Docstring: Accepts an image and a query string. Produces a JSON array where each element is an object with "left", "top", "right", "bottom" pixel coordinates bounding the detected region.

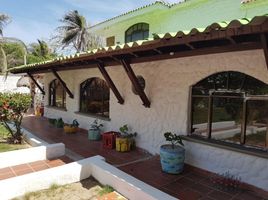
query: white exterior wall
[
  {"left": 0, "top": 75, "right": 30, "bottom": 93},
  {"left": 184, "top": 140, "right": 268, "bottom": 191},
  {"left": 43, "top": 50, "right": 268, "bottom": 189}
]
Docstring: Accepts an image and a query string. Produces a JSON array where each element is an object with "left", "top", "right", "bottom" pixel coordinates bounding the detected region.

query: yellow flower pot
[
  {"left": 64, "top": 125, "right": 78, "bottom": 134},
  {"left": 116, "top": 137, "right": 135, "bottom": 152}
]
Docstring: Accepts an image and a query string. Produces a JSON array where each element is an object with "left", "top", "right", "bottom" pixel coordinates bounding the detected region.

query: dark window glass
[
  {"left": 245, "top": 100, "right": 268, "bottom": 148},
  {"left": 191, "top": 71, "right": 268, "bottom": 151},
  {"left": 80, "top": 78, "right": 110, "bottom": 118},
  {"left": 125, "top": 23, "right": 149, "bottom": 43},
  {"left": 192, "top": 97, "right": 209, "bottom": 137},
  {"left": 211, "top": 97, "right": 243, "bottom": 144},
  {"left": 243, "top": 76, "right": 268, "bottom": 95},
  {"left": 49, "top": 79, "right": 66, "bottom": 108}
]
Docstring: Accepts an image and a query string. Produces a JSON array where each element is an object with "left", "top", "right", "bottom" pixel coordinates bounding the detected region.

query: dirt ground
[{"left": 13, "top": 177, "right": 104, "bottom": 200}]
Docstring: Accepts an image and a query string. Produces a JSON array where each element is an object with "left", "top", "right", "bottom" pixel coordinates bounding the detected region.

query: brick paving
[
  {"left": 119, "top": 157, "right": 268, "bottom": 200},
  {"left": 22, "top": 115, "right": 151, "bottom": 165},
  {"left": 21, "top": 115, "right": 268, "bottom": 200},
  {"left": 0, "top": 156, "right": 72, "bottom": 180}
]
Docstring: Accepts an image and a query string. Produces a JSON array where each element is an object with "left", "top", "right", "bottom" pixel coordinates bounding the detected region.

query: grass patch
[
  {"left": 0, "top": 143, "right": 28, "bottom": 153},
  {"left": 98, "top": 185, "right": 114, "bottom": 196},
  {"left": 0, "top": 124, "right": 10, "bottom": 139},
  {"left": 12, "top": 178, "right": 104, "bottom": 200},
  {"left": 0, "top": 124, "right": 28, "bottom": 153},
  {"left": 49, "top": 183, "right": 61, "bottom": 191}
]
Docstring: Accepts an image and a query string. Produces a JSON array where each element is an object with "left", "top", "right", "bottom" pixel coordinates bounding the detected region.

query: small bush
[
  {"left": 0, "top": 93, "right": 31, "bottom": 144},
  {"left": 98, "top": 185, "right": 114, "bottom": 196}
]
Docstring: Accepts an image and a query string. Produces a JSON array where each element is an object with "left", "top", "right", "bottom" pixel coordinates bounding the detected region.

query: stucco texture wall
[
  {"left": 44, "top": 49, "right": 268, "bottom": 155},
  {"left": 43, "top": 50, "right": 268, "bottom": 190}
]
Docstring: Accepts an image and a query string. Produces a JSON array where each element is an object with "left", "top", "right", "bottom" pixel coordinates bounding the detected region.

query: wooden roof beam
[
  {"left": 121, "top": 59, "right": 150, "bottom": 108},
  {"left": 97, "top": 62, "right": 124, "bottom": 104},
  {"left": 52, "top": 69, "right": 74, "bottom": 98},
  {"left": 27, "top": 72, "right": 45, "bottom": 95},
  {"left": 261, "top": 33, "right": 268, "bottom": 70}
]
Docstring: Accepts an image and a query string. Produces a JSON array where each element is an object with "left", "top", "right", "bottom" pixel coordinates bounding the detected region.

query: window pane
[
  {"left": 192, "top": 77, "right": 215, "bottom": 95},
  {"left": 132, "top": 32, "right": 144, "bottom": 41},
  {"left": 192, "top": 97, "right": 209, "bottom": 137},
  {"left": 214, "top": 72, "right": 228, "bottom": 90},
  {"left": 243, "top": 76, "right": 268, "bottom": 95},
  {"left": 125, "top": 23, "right": 149, "bottom": 43},
  {"left": 211, "top": 97, "right": 243, "bottom": 143},
  {"left": 246, "top": 100, "right": 268, "bottom": 148},
  {"left": 80, "top": 78, "right": 109, "bottom": 117},
  {"left": 55, "top": 81, "right": 64, "bottom": 107},
  {"left": 49, "top": 79, "right": 66, "bottom": 108},
  {"left": 229, "top": 72, "right": 245, "bottom": 90}
]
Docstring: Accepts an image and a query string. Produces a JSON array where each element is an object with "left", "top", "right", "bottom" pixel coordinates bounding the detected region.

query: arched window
[
  {"left": 80, "top": 78, "right": 110, "bottom": 117},
  {"left": 49, "top": 79, "right": 66, "bottom": 108},
  {"left": 191, "top": 71, "right": 268, "bottom": 150},
  {"left": 125, "top": 23, "right": 149, "bottom": 43}
]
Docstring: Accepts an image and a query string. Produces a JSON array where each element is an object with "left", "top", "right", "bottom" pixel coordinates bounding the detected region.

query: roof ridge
[{"left": 90, "top": 1, "right": 177, "bottom": 29}]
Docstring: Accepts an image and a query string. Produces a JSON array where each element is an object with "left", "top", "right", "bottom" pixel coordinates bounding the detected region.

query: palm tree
[
  {"left": 0, "top": 14, "right": 10, "bottom": 73},
  {"left": 0, "top": 14, "right": 10, "bottom": 36},
  {"left": 55, "top": 10, "right": 103, "bottom": 53},
  {"left": 0, "top": 37, "right": 28, "bottom": 65}
]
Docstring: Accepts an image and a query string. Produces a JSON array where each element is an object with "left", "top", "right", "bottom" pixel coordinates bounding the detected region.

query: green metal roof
[{"left": 9, "top": 14, "right": 268, "bottom": 74}]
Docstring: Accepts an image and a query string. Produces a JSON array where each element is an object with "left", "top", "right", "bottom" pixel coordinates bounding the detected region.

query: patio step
[{"left": 0, "top": 156, "right": 72, "bottom": 181}]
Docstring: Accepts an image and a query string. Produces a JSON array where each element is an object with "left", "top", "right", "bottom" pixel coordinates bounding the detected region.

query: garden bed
[{"left": 12, "top": 177, "right": 126, "bottom": 200}]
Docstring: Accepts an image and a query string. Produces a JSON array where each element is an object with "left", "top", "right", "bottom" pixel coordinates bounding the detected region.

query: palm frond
[{"left": 0, "top": 14, "right": 10, "bottom": 36}]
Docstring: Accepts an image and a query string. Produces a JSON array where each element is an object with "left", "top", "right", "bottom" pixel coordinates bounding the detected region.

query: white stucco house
[
  {"left": 0, "top": 75, "right": 30, "bottom": 94},
  {"left": 10, "top": 0, "right": 268, "bottom": 192}
]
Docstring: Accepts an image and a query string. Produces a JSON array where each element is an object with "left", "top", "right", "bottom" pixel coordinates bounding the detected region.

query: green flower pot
[{"left": 88, "top": 129, "right": 101, "bottom": 140}]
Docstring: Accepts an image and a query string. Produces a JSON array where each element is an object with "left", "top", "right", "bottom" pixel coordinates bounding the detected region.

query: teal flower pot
[
  {"left": 160, "top": 145, "right": 185, "bottom": 174},
  {"left": 88, "top": 129, "right": 101, "bottom": 140}
]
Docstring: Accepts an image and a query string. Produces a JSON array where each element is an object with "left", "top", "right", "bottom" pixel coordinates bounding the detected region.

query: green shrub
[{"left": 0, "top": 93, "right": 31, "bottom": 143}]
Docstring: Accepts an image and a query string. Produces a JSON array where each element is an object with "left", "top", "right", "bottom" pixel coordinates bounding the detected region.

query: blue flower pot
[
  {"left": 160, "top": 145, "right": 185, "bottom": 174},
  {"left": 88, "top": 129, "right": 101, "bottom": 140}
]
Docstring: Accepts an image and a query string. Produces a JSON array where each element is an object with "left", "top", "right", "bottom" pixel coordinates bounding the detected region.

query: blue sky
[{"left": 1, "top": 0, "right": 178, "bottom": 45}]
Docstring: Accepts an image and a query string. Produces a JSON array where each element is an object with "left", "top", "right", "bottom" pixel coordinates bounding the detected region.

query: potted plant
[
  {"left": 64, "top": 119, "right": 79, "bottom": 134},
  {"left": 48, "top": 118, "right": 57, "bottom": 126},
  {"left": 88, "top": 119, "right": 103, "bottom": 140},
  {"left": 160, "top": 132, "right": 185, "bottom": 174},
  {"left": 116, "top": 124, "right": 137, "bottom": 152},
  {"left": 55, "top": 118, "right": 64, "bottom": 128}
]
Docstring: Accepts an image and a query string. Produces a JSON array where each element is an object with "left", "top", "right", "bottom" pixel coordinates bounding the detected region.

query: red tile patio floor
[
  {"left": 21, "top": 115, "right": 268, "bottom": 200},
  {"left": 0, "top": 156, "right": 72, "bottom": 180},
  {"left": 22, "top": 115, "right": 151, "bottom": 166}
]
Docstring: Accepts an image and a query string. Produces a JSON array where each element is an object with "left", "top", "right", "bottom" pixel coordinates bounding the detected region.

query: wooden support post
[
  {"left": 207, "top": 95, "right": 213, "bottom": 139},
  {"left": 241, "top": 99, "right": 248, "bottom": 145},
  {"left": 261, "top": 34, "right": 268, "bottom": 70},
  {"left": 27, "top": 73, "right": 45, "bottom": 95},
  {"left": 97, "top": 62, "right": 124, "bottom": 104},
  {"left": 121, "top": 59, "right": 150, "bottom": 108},
  {"left": 52, "top": 70, "right": 74, "bottom": 98}
]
